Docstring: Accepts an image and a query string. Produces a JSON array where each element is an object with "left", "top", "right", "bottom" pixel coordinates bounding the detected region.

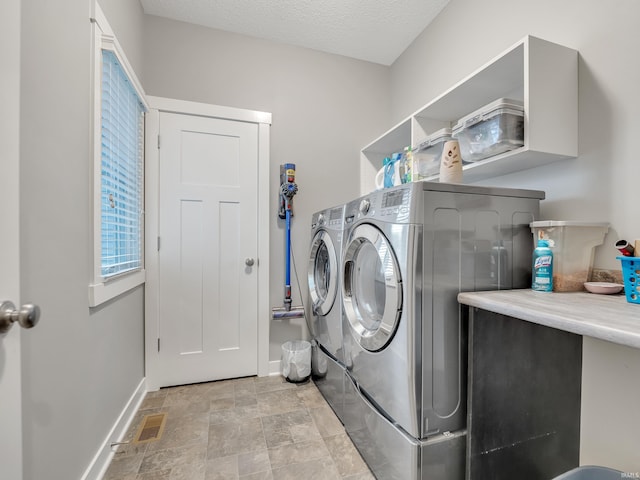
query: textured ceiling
[{"left": 140, "top": 0, "right": 450, "bottom": 65}]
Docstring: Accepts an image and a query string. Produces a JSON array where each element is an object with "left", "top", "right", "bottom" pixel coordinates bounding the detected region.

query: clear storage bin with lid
[
  {"left": 530, "top": 221, "right": 609, "bottom": 292},
  {"left": 412, "top": 128, "right": 453, "bottom": 180},
  {"left": 452, "top": 98, "right": 525, "bottom": 162}
]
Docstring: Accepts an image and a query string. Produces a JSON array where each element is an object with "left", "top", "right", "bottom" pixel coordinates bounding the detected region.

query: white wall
[
  {"left": 97, "top": 0, "right": 145, "bottom": 79},
  {"left": 390, "top": 0, "right": 640, "bottom": 472},
  {"left": 19, "top": 0, "right": 146, "bottom": 478},
  {"left": 581, "top": 338, "right": 640, "bottom": 472},
  {"left": 141, "top": 15, "right": 390, "bottom": 361}
]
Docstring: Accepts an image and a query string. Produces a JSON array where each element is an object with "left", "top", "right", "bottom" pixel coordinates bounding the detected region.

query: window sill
[{"left": 89, "top": 269, "right": 145, "bottom": 307}]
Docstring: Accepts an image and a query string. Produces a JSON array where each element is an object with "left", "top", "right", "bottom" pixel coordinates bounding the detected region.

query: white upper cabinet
[{"left": 361, "top": 36, "right": 578, "bottom": 193}]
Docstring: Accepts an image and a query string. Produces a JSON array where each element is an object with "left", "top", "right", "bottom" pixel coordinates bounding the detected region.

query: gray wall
[
  {"left": 141, "top": 15, "right": 390, "bottom": 361},
  {"left": 19, "top": 0, "right": 145, "bottom": 478},
  {"left": 391, "top": 0, "right": 640, "bottom": 270},
  {"left": 390, "top": 0, "right": 640, "bottom": 471}
]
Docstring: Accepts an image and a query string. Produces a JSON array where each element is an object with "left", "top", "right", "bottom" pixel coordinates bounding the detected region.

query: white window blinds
[{"left": 100, "top": 49, "right": 145, "bottom": 278}]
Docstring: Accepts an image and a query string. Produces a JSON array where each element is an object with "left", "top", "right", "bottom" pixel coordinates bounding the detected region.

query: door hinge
[
  {"left": 157, "top": 338, "right": 160, "bottom": 352},
  {"left": 157, "top": 134, "right": 160, "bottom": 149},
  {"left": 157, "top": 236, "right": 160, "bottom": 251}
]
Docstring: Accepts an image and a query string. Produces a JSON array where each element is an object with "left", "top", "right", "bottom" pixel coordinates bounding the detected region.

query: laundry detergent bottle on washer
[
  {"left": 383, "top": 157, "right": 394, "bottom": 188},
  {"left": 390, "top": 152, "right": 403, "bottom": 186},
  {"left": 402, "top": 146, "right": 413, "bottom": 183}
]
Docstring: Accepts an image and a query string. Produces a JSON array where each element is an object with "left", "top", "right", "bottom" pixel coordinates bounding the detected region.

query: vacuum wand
[{"left": 284, "top": 207, "right": 293, "bottom": 310}]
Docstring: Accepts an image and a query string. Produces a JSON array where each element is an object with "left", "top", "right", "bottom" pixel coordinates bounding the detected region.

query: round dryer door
[
  {"left": 342, "top": 223, "right": 402, "bottom": 352},
  {"left": 308, "top": 230, "right": 339, "bottom": 315}
]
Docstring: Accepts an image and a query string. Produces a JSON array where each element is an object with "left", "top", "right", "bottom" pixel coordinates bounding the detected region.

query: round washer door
[
  {"left": 308, "top": 229, "right": 339, "bottom": 315},
  {"left": 342, "top": 223, "right": 402, "bottom": 352}
]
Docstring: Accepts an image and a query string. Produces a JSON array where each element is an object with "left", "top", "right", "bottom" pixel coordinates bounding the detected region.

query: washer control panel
[{"left": 312, "top": 206, "right": 344, "bottom": 231}]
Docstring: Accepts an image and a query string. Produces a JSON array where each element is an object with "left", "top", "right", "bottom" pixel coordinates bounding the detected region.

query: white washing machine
[
  {"left": 340, "top": 182, "right": 544, "bottom": 479},
  {"left": 308, "top": 204, "right": 346, "bottom": 419}
]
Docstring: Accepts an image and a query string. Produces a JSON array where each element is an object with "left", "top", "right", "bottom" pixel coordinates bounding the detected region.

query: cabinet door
[{"left": 467, "top": 308, "right": 582, "bottom": 480}]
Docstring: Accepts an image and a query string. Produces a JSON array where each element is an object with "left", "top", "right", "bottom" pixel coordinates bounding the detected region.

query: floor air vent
[{"left": 133, "top": 413, "right": 167, "bottom": 444}]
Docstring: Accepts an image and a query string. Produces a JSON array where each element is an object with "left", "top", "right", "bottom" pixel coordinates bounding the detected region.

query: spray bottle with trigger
[{"left": 279, "top": 164, "right": 298, "bottom": 313}]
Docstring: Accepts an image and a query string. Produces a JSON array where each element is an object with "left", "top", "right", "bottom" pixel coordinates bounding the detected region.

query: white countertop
[{"left": 457, "top": 289, "right": 640, "bottom": 349}]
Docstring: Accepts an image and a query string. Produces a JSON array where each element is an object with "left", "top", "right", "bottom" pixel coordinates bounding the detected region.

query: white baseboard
[
  {"left": 269, "top": 360, "right": 282, "bottom": 376},
  {"left": 81, "top": 378, "right": 147, "bottom": 480}
]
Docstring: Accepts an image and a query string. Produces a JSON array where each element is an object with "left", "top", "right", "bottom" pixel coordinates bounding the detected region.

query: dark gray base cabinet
[{"left": 467, "top": 308, "right": 582, "bottom": 480}]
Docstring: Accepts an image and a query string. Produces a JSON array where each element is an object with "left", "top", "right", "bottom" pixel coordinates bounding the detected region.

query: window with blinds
[{"left": 100, "top": 49, "right": 145, "bottom": 278}]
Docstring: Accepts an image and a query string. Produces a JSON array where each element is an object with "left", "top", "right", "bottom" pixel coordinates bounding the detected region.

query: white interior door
[
  {"left": 157, "top": 112, "right": 259, "bottom": 387},
  {"left": 0, "top": 0, "right": 23, "bottom": 476}
]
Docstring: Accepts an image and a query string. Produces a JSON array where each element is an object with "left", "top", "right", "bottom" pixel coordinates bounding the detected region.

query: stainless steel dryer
[
  {"left": 340, "top": 182, "right": 544, "bottom": 480},
  {"left": 308, "top": 204, "right": 346, "bottom": 419}
]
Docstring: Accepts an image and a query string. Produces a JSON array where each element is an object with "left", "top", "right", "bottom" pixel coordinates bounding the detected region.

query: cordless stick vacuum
[{"left": 272, "top": 163, "right": 305, "bottom": 320}]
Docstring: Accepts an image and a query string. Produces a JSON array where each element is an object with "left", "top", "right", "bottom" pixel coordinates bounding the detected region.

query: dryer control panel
[
  {"left": 345, "top": 184, "right": 413, "bottom": 225},
  {"left": 381, "top": 188, "right": 405, "bottom": 208},
  {"left": 380, "top": 188, "right": 411, "bottom": 219}
]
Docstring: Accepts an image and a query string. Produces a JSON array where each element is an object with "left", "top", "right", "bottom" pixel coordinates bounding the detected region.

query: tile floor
[{"left": 103, "top": 376, "right": 374, "bottom": 480}]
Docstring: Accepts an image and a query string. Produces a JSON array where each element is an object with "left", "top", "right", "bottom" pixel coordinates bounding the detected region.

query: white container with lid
[
  {"left": 412, "top": 128, "right": 453, "bottom": 181},
  {"left": 453, "top": 98, "right": 524, "bottom": 162},
  {"left": 530, "top": 221, "right": 609, "bottom": 292}
]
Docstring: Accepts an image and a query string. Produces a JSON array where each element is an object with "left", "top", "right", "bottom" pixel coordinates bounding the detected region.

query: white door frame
[{"left": 144, "top": 96, "right": 271, "bottom": 391}]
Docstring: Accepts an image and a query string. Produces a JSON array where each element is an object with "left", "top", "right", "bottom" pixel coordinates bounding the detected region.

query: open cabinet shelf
[{"left": 360, "top": 35, "right": 578, "bottom": 194}]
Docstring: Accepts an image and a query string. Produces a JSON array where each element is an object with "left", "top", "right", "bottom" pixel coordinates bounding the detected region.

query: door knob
[
  {"left": 245, "top": 258, "right": 255, "bottom": 267},
  {"left": 0, "top": 301, "right": 41, "bottom": 334}
]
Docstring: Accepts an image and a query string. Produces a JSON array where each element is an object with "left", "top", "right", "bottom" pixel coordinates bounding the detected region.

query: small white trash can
[{"left": 281, "top": 340, "right": 311, "bottom": 383}]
